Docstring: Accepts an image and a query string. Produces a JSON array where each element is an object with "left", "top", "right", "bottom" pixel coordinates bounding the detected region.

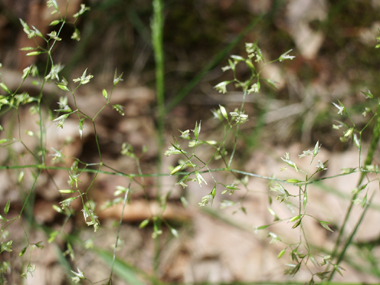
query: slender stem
[
  {"left": 152, "top": 0, "right": 165, "bottom": 277},
  {"left": 152, "top": 0, "right": 165, "bottom": 187},
  {"left": 110, "top": 178, "right": 132, "bottom": 280}
]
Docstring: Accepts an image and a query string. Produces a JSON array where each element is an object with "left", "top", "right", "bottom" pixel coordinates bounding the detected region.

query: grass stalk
[
  {"left": 152, "top": 0, "right": 165, "bottom": 189},
  {"left": 152, "top": 0, "right": 165, "bottom": 277}
]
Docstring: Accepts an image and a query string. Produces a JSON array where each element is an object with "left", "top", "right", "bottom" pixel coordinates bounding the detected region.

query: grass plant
[{"left": 0, "top": 1, "right": 379, "bottom": 284}]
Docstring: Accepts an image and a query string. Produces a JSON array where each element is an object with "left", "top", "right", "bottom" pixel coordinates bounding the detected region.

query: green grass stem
[{"left": 152, "top": 0, "right": 165, "bottom": 277}]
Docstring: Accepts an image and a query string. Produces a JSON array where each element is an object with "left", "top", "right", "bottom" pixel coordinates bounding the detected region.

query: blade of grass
[
  {"left": 164, "top": 0, "right": 287, "bottom": 112},
  {"left": 37, "top": 225, "right": 76, "bottom": 285},
  {"left": 54, "top": 244, "right": 77, "bottom": 285},
  {"left": 201, "top": 206, "right": 253, "bottom": 232},
  {"left": 128, "top": 8, "right": 152, "bottom": 45},
  {"left": 93, "top": 248, "right": 161, "bottom": 285},
  {"left": 165, "top": 14, "right": 263, "bottom": 112}
]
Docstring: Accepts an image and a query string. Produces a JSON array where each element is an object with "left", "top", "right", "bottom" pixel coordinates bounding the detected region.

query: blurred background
[{"left": 1, "top": 0, "right": 380, "bottom": 284}]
